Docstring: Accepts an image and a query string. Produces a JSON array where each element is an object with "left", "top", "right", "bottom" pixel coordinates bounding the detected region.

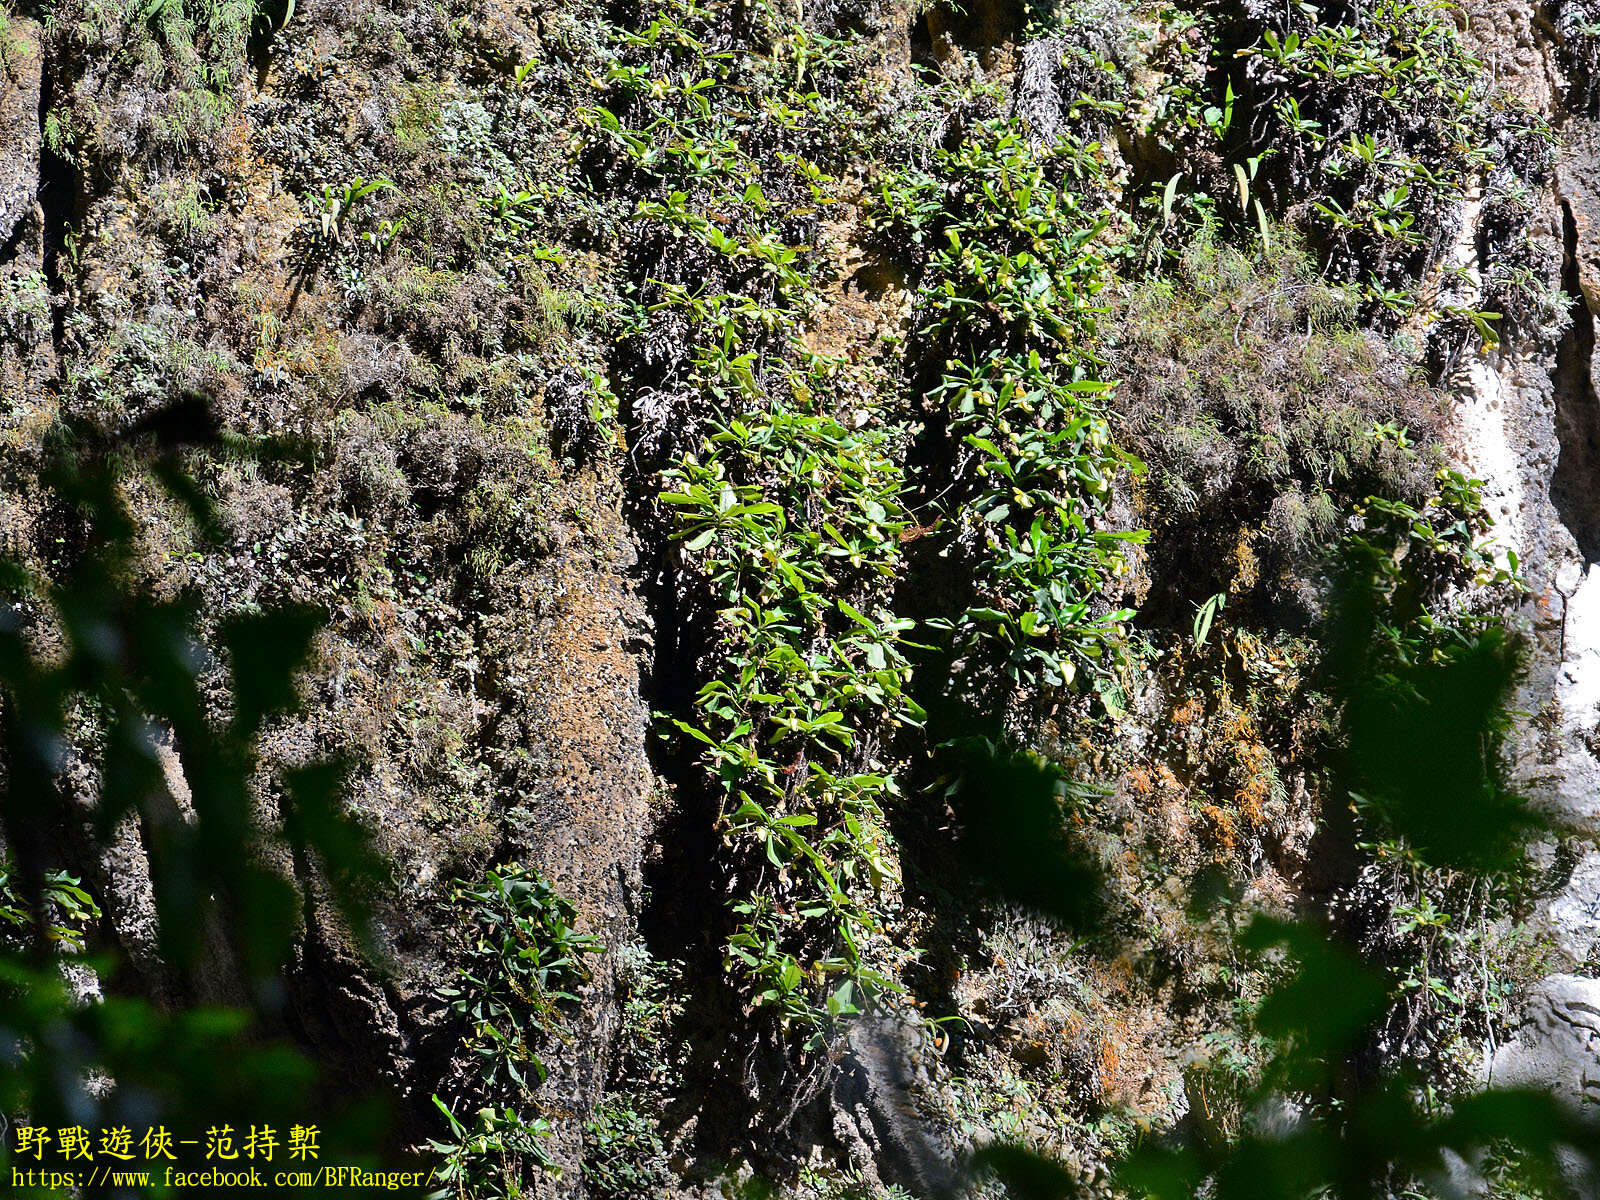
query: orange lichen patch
[
  {"left": 247, "top": 298, "right": 346, "bottom": 384},
  {"left": 1171, "top": 694, "right": 1205, "bottom": 727},
  {"left": 1233, "top": 741, "right": 1275, "bottom": 827},
  {"left": 1154, "top": 787, "right": 1194, "bottom": 845},
  {"left": 800, "top": 183, "right": 913, "bottom": 369},
  {"left": 1202, "top": 803, "right": 1237, "bottom": 853},
  {"left": 1126, "top": 762, "right": 1185, "bottom": 804},
  {"left": 1218, "top": 703, "right": 1255, "bottom": 744},
  {"left": 518, "top": 472, "right": 666, "bottom": 940},
  {"left": 1230, "top": 526, "right": 1261, "bottom": 594},
  {"left": 1081, "top": 972, "right": 1171, "bottom": 1113},
  {"left": 218, "top": 112, "right": 256, "bottom": 177},
  {"left": 1092, "top": 957, "right": 1137, "bottom": 996},
  {"left": 222, "top": 123, "right": 307, "bottom": 296},
  {"left": 1, "top": 382, "right": 58, "bottom": 453},
  {"left": 1096, "top": 1021, "right": 1125, "bottom": 1092}
]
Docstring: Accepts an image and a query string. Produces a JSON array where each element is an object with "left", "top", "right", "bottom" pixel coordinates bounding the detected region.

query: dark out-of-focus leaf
[
  {"left": 971, "top": 1142, "right": 1086, "bottom": 1200},
  {"left": 1240, "top": 918, "right": 1387, "bottom": 1089},
  {"left": 1432, "top": 1089, "right": 1600, "bottom": 1194},
  {"left": 942, "top": 737, "right": 1104, "bottom": 931},
  {"left": 1337, "top": 619, "right": 1531, "bottom": 870},
  {"left": 225, "top": 606, "right": 322, "bottom": 740},
  {"left": 283, "top": 760, "right": 387, "bottom": 944},
  {"left": 0, "top": 399, "right": 397, "bottom": 1189},
  {"left": 1321, "top": 495, "right": 1537, "bottom": 872},
  {"left": 0, "top": 959, "right": 412, "bottom": 1198}
]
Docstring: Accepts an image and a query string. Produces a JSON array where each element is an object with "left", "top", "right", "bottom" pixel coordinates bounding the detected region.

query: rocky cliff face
[
  {"left": 0, "top": 0, "right": 660, "bottom": 1180},
  {"left": 5, "top": 0, "right": 1600, "bottom": 1196},
  {"left": 1452, "top": 6, "right": 1600, "bottom": 1122}
]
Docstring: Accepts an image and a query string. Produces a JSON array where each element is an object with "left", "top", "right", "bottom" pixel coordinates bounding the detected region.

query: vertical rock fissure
[
  {"left": 1551, "top": 195, "right": 1600, "bottom": 564},
  {"left": 34, "top": 39, "right": 75, "bottom": 371},
  {"left": 1493, "top": 151, "right": 1600, "bottom": 1115}
]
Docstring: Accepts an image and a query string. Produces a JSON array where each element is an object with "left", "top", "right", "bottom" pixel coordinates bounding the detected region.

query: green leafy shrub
[
  {"left": 0, "top": 865, "right": 99, "bottom": 954},
  {"left": 427, "top": 863, "right": 601, "bottom": 1194},
  {"left": 872, "top": 116, "right": 1144, "bottom": 695},
  {"left": 661, "top": 399, "right": 923, "bottom": 1030},
  {"left": 580, "top": 942, "right": 684, "bottom": 1196},
  {"left": 426, "top": 1098, "right": 558, "bottom": 1198},
  {"left": 592, "top": 0, "right": 924, "bottom": 1039},
  {"left": 442, "top": 861, "right": 603, "bottom": 1094},
  {"left": 1226, "top": 0, "right": 1550, "bottom": 305},
  {"left": 583, "top": 1098, "right": 670, "bottom": 1200}
]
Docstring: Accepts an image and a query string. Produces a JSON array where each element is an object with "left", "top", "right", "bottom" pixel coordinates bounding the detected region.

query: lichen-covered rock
[
  {"left": 1494, "top": 974, "right": 1600, "bottom": 1105},
  {"left": 0, "top": 17, "right": 41, "bottom": 255}
]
